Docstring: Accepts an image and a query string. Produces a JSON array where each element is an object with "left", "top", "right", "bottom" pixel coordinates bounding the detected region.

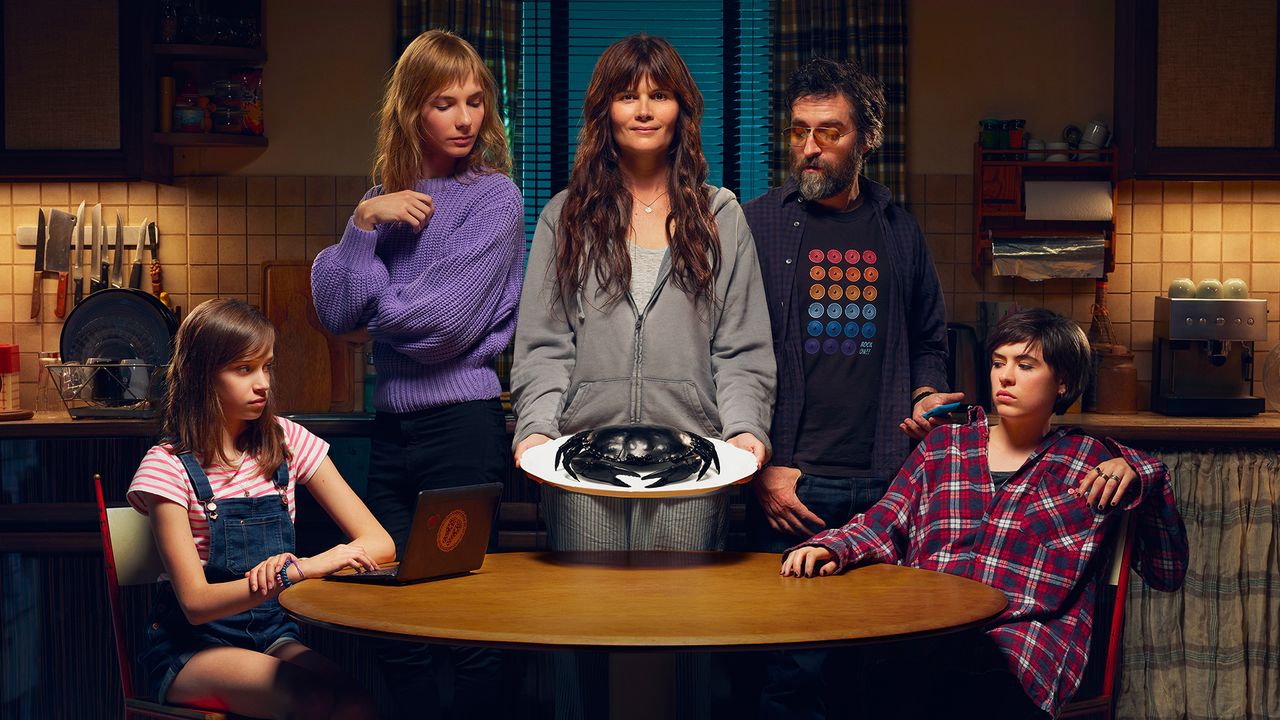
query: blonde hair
[{"left": 373, "top": 30, "right": 511, "bottom": 192}]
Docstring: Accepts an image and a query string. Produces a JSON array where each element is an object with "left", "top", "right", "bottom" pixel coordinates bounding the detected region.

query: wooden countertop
[{"left": 1, "top": 410, "right": 1276, "bottom": 443}]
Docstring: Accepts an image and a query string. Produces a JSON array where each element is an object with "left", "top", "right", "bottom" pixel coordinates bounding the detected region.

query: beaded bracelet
[{"left": 278, "top": 559, "right": 296, "bottom": 589}]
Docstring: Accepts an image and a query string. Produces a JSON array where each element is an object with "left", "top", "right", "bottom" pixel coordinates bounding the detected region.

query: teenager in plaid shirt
[{"left": 782, "top": 308, "right": 1189, "bottom": 718}]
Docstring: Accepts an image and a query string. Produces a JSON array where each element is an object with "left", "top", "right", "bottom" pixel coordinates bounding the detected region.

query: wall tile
[
  {"left": 1220, "top": 263, "right": 1251, "bottom": 285},
  {"left": 1160, "top": 262, "right": 1192, "bottom": 286},
  {"left": 1222, "top": 233, "right": 1251, "bottom": 262},
  {"left": 1221, "top": 181, "right": 1252, "bottom": 202},
  {"left": 908, "top": 174, "right": 926, "bottom": 206},
  {"left": 128, "top": 182, "right": 157, "bottom": 205},
  {"left": 1192, "top": 181, "right": 1222, "bottom": 203},
  {"left": 1163, "top": 181, "right": 1192, "bottom": 203},
  {"left": 217, "top": 206, "right": 246, "bottom": 234},
  {"left": 1162, "top": 204, "right": 1191, "bottom": 232},
  {"left": 1191, "top": 234, "right": 1221, "bottom": 262},
  {"left": 337, "top": 176, "right": 370, "bottom": 204},
  {"left": 1253, "top": 204, "right": 1280, "bottom": 231},
  {"left": 1116, "top": 179, "right": 1133, "bottom": 205},
  {"left": 218, "top": 177, "right": 246, "bottom": 206},
  {"left": 276, "top": 236, "right": 306, "bottom": 261},
  {"left": 247, "top": 206, "right": 275, "bottom": 234},
  {"left": 276, "top": 207, "right": 305, "bottom": 235},
  {"left": 69, "top": 182, "right": 99, "bottom": 205},
  {"left": 217, "top": 266, "right": 246, "bottom": 294},
  {"left": 305, "top": 206, "right": 335, "bottom": 235},
  {"left": 1192, "top": 204, "right": 1221, "bottom": 232},
  {"left": 157, "top": 184, "right": 187, "bottom": 206},
  {"left": 1222, "top": 204, "right": 1252, "bottom": 231},
  {"left": 184, "top": 178, "right": 217, "bottom": 206},
  {"left": 0, "top": 183, "right": 10, "bottom": 204},
  {"left": 306, "top": 176, "right": 335, "bottom": 206},
  {"left": 189, "top": 265, "right": 218, "bottom": 293},
  {"left": 217, "top": 235, "right": 246, "bottom": 265},
  {"left": 1113, "top": 233, "right": 1132, "bottom": 264},
  {"left": 1133, "top": 205, "right": 1162, "bottom": 232},
  {"left": 1190, "top": 262, "right": 1221, "bottom": 281},
  {"left": 157, "top": 205, "right": 186, "bottom": 235},
  {"left": 1131, "top": 293, "right": 1158, "bottom": 322},
  {"left": 1109, "top": 264, "right": 1131, "bottom": 293},
  {"left": 189, "top": 206, "right": 218, "bottom": 235},
  {"left": 926, "top": 174, "right": 956, "bottom": 204},
  {"left": 1253, "top": 263, "right": 1280, "bottom": 292},
  {"left": 1254, "top": 181, "right": 1280, "bottom": 202},
  {"left": 1134, "top": 180, "right": 1162, "bottom": 204},
  {"left": 1253, "top": 234, "right": 1280, "bottom": 261},
  {"left": 188, "top": 235, "right": 218, "bottom": 264},
  {"left": 247, "top": 177, "right": 276, "bottom": 206},
  {"left": 1162, "top": 233, "right": 1191, "bottom": 261},
  {"left": 41, "top": 183, "right": 70, "bottom": 206},
  {"left": 247, "top": 235, "right": 276, "bottom": 266}
]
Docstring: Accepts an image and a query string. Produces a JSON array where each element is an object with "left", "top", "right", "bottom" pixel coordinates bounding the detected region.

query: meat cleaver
[{"left": 45, "top": 209, "right": 76, "bottom": 319}]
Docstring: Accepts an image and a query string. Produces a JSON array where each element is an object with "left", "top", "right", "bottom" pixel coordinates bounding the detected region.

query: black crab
[{"left": 554, "top": 424, "right": 721, "bottom": 488}]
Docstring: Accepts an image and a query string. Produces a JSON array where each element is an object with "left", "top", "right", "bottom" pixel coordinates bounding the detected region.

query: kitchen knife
[
  {"left": 44, "top": 209, "right": 75, "bottom": 319},
  {"left": 30, "top": 209, "right": 46, "bottom": 319},
  {"left": 72, "top": 201, "right": 85, "bottom": 307},
  {"left": 128, "top": 217, "right": 148, "bottom": 289},
  {"left": 89, "top": 204, "right": 106, "bottom": 294},
  {"left": 110, "top": 212, "right": 124, "bottom": 288},
  {"left": 148, "top": 221, "right": 167, "bottom": 303}
]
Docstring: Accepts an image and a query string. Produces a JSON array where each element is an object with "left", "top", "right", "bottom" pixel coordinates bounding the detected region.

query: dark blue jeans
[{"left": 744, "top": 472, "right": 889, "bottom": 720}]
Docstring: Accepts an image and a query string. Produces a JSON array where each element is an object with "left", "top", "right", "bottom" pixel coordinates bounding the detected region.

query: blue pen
[{"left": 923, "top": 401, "right": 965, "bottom": 420}]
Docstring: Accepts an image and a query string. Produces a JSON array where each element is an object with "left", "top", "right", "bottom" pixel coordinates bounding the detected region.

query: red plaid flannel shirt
[{"left": 794, "top": 407, "right": 1188, "bottom": 714}]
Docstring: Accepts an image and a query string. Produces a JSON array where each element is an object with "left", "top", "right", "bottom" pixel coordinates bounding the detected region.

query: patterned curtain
[
  {"left": 397, "top": 0, "right": 521, "bottom": 148},
  {"left": 1118, "top": 448, "right": 1280, "bottom": 719},
  {"left": 772, "top": 0, "right": 907, "bottom": 205}
]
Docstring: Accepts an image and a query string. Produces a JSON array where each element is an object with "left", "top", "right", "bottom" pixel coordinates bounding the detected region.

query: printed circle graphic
[
  {"left": 809, "top": 284, "right": 825, "bottom": 300},
  {"left": 844, "top": 321, "right": 860, "bottom": 338},
  {"left": 804, "top": 338, "right": 821, "bottom": 354},
  {"left": 845, "top": 266, "right": 862, "bottom": 283},
  {"left": 827, "top": 284, "right": 844, "bottom": 301},
  {"left": 808, "top": 249, "right": 825, "bottom": 263},
  {"left": 862, "top": 323, "right": 878, "bottom": 339},
  {"left": 826, "top": 303, "right": 843, "bottom": 319},
  {"left": 862, "top": 303, "right": 877, "bottom": 320},
  {"left": 825, "top": 320, "right": 843, "bottom": 337},
  {"left": 845, "top": 285, "right": 861, "bottom": 302},
  {"left": 864, "top": 266, "right": 879, "bottom": 283},
  {"left": 826, "top": 249, "right": 842, "bottom": 264},
  {"left": 437, "top": 510, "right": 468, "bottom": 552},
  {"left": 822, "top": 338, "right": 840, "bottom": 354},
  {"left": 808, "top": 302, "right": 825, "bottom": 318},
  {"left": 807, "top": 320, "right": 824, "bottom": 337},
  {"left": 863, "top": 286, "right": 878, "bottom": 302},
  {"left": 844, "top": 303, "right": 861, "bottom": 319},
  {"left": 828, "top": 266, "right": 844, "bottom": 281},
  {"left": 863, "top": 249, "right": 877, "bottom": 264},
  {"left": 844, "top": 249, "right": 860, "bottom": 265},
  {"left": 809, "top": 266, "right": 826, "bottom": 281},
  {"left": 841, "top": 339, "right": 858, "bottom": 356}
]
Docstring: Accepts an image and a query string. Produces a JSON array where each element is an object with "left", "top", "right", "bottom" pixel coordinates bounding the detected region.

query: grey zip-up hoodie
[{"left": 512, "top": 186, "right": 776, "bottom": 454}]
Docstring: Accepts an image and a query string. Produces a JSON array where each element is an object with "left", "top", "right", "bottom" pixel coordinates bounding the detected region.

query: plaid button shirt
[
  {"left": 742, "top": 176, "right": 948, "bottom": 480},
  {"left": 794, "top": 407, "right": 1189, "bottom": 715}
]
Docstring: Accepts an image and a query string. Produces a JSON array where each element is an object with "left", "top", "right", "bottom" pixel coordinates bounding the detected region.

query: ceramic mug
[
  {"left": 1223, "top": 277, "right": 1250, "bottom": 299},
  {"left": 1196, "top": 278, "right": 1224, "bottom": 299},
  {"left": 1167, "top": 277, "right": 1196, "bottom": 298},
  {"left": 1082, "top": 120, "right": 1110, "bottom": 147},
  {"left": 1045, "top": 142, "right": 1069, "bottom": 162}
]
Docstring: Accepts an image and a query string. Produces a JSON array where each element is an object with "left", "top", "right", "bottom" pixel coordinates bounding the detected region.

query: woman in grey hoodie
[
  {"left": 510, "top": 32, "right": 776, "bottom": 720},
  {"left": 512, "top": 33, "right": 775, "bottom": 552}
]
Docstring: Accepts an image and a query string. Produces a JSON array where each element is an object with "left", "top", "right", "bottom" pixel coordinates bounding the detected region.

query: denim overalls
[{"left": 140, "top": 453, "right": 300, "bottom": 703}]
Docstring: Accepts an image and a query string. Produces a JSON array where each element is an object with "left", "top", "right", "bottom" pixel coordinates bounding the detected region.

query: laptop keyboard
[{"left": 354, "top": 567, "right": 398, "bottom": 577}]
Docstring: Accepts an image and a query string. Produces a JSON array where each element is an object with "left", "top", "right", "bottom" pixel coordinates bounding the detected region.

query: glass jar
[
  {"left": 212, "top": 79, "right": 242, "bottom": 109},
  {"left": 212, "top": 107, "right": 243, "bottom": 134}
]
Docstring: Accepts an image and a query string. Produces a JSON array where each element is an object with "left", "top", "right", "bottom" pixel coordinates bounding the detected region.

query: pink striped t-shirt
[{"left": 126, "top": 417, "right": 330, "bottom": 564}]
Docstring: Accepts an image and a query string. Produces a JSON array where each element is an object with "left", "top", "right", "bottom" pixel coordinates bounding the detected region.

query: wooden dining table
[{"left": 281, "top": 551, "right": 1007, "bottom": 717}]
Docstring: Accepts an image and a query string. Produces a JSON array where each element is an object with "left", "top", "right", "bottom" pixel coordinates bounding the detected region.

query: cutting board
[{"left": 261, "top": 262, "right": 353, "bottom": 413}]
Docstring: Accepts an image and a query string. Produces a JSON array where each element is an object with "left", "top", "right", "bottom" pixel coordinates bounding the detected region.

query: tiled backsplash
[
  {"left": 908, "top": 176, "right": 1280, "bottom": 409},
  {"left": 0, "top": 176, "right": 370, "bottom": 410},
  {"left": 4, "top": 175, "right": 1278, "bottom": 413}
]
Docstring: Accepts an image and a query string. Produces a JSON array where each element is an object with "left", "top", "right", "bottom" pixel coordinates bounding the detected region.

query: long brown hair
[
  {"left": 555, "top": 34, "right": 720, "bottom": 307},
  {"left": 162, "top": 298, "right": 289, "bottom": 478},
  {"left": 373, "top": 29, "right": 511, "bottom": 192}
]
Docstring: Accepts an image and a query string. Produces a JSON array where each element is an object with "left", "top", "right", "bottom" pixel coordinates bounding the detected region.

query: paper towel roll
[{"left": 1023, "top": 181, "right": 1113, "bottom": 221}]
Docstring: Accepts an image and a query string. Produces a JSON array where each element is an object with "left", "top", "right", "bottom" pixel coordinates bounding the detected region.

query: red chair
[
  {"left": 95, "top": 474, "right": 227, "bottom": 720},
  {"left": 1059, "top": 512, "right": 1138, "bottom": 720}
]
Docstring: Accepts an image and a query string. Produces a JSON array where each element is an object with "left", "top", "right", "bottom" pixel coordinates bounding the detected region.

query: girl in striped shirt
[{"left": 127, "top": 298, "right": 394, "bottom": 717}]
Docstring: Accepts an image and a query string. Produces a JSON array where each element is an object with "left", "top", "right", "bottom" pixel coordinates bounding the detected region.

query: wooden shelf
[
  {"left": 152, "top": 43, "right": 266, "bottom": 63},
  {"left": 152, "top": 132, "right": 267, "bottom": 147},
  {"left": 972, "top": 142, "right": 1118, "bottom": 279}
]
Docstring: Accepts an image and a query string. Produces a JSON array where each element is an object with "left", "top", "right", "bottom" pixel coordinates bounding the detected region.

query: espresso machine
[{"left": 1152, "top": 297, "right": 1269, "bottom": 415}]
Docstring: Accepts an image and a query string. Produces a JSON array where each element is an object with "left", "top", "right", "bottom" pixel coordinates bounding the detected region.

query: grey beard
[{"left": 795, "top": 152, "right": 862, "bottom": 202}]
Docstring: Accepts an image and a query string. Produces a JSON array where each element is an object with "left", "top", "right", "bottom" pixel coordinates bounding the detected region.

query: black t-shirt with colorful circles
[{"left": 793, "top": 199, "right": 891, "bottom": 475}]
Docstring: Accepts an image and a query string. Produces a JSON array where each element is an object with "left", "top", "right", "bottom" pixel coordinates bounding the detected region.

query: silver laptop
[{"left": 327, "top": 482, "right": 502, "bottom": 585}]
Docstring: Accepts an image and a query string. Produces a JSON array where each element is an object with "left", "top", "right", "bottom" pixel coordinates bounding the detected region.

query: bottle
[
  {"left": 1084, "top": 280, "right": 1117, "bottom": 412},
  {"left": 37, "top": 351, "right": 60, "bottom": 413},
  {"left": 159, "top": 0, "right": 178, "bottom": 42},
  {"left": 159, "top": 76, "right": 175, "bottom": 132}
]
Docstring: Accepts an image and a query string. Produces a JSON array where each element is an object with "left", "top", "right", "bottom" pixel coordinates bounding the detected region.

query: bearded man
[{"left": 740, "top": 57, "right": 958, "bottom": 718}]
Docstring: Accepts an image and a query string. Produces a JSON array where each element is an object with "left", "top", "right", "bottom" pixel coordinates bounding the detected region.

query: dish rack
[{"left": 46, "top": 363, "right": 168, "bottom": 419}]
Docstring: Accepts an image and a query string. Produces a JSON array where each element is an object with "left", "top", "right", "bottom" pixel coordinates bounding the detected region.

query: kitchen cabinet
[
  {"left": 971, "top": 143, "right": 1118, "bottom": 278},
  {"left": 0, "top": 0, "right": 267, "bottom": 181},
  {"left": 1115, "top": 0, "right": 1280, "bottom": 178},
  {"left": 0, "top": 0, "right": 160, "bottom": 181}
]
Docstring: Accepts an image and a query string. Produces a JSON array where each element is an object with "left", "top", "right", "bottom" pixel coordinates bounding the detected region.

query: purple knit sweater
[{"left": 311, "top": 172, "right": 524, "bottom": 414}]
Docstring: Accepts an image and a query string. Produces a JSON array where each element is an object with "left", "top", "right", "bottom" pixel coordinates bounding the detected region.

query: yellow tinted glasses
[{"left": 782, "top": 126, "right": 853, "bottom": 148}]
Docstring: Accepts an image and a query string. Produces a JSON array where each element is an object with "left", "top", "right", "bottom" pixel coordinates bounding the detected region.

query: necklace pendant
[{"left": 644, "top": 206, "right": 653, "bottom": 214}]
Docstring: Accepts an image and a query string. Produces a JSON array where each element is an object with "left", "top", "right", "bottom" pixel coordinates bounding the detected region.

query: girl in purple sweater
[{"left": 310, "top": 29, "right": 523, "bottom": 719}]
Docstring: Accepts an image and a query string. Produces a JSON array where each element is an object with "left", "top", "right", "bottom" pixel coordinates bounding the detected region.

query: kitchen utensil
[
  {"left": 72, "top": 201, "right": 85, "bottom": 307},
  {"left": 90, "top": 203, "right": 106, "bottom": 294},
  {"left": 110, "top": 212, "right": 124, "bottom": 288},
  {"left": 60, "top": 288, "right": 177, "bottom": 366},
  {"left": 45, "top": 209, "right": 76, "bottom": 319},
  {"left": 1223, "top": 278, "right": 1250, "bottom": 299},
  {"left": 1167, "top": 277, "right": 1196, "bottom": 298},
  {"left": 128, "top": 218, "right": 148, "bottom": 289},
  {"left": 31, "top": 209, "right": 46, "bottom": 319},
  {"left": 262, "top": 262, "right": 353, "bottom": 412},
  {"left": 147, "top": 222, "right": 164, "bottom": 299}
]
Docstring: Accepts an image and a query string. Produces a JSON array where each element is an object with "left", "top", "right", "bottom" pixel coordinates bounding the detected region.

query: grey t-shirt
[{"left": 629, "top": 242, "right": 668, "bottom": 308}]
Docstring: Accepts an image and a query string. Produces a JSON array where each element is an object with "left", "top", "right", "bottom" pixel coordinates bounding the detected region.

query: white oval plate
[{"left": 521, "top": 435, "right": 759, "bottom": 499}]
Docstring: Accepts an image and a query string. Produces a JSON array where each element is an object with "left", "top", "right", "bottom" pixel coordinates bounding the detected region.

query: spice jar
[
  {"left": 1094, "top": 346, "right": 1138, "bottom": 414},
  {"left": 212, "top": 107, "right": 244, "bottom": 134}
]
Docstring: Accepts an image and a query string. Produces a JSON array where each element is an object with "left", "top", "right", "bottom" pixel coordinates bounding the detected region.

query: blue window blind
[{"left": 517, "top": 0, "right": 773, "bottom": 242}]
